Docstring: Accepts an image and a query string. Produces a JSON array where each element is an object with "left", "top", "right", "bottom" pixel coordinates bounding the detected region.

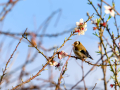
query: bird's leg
[
  {"left": 82, "top": 58, "right": 85, "bottom": 61},
  {"left": 75, "top": 56, "right": 78, "bottom": 60}
]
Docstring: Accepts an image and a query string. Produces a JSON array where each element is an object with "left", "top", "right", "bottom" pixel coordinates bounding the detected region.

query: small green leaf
[
  {"left": 112, "top": 2, "right": 115, "bottom": 7},
  {"left": 38, "top": 74, "right": 41, "bottom": 76},
  {"left": 93, "top": 32, "right": 99, "bottom": 37},
  {"left": 107, "top": 15, "right": 111, "bottom": 22},
  {"left": 106, "top": 43, "right": 107, "bottom": 48},
  {"left": 65, "top": 37, "right": 67, "bottom": 40},
  {"left": 103, "top": 14, "right": 106, "bottom": 18},
  {"left": 112, "top": 31, "right": 114, "bottom": 35},
  {"left": 87, "top": 2, "right": 90, "bottom": 5},
  {"left": 111, "top": 59, "right": 114, "bottom": 62},
  {"left": 44, "top": 69, "right": 48, "bottom": 70},
  {"left": 95, "top": 51, "right": 101, "bottom": 55},
  {"left": 97, "top": 18, "right": 101, "bottom": 25},
  {"left": 118, "top": 67, "right": 120, "bottom": 72},
  {"left": 73, "top": 34, "right": 77, "bottom": 35}
]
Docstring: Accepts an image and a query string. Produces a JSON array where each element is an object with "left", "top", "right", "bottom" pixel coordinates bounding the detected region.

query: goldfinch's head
[{"left": 72, "top": 41, "right": 81, "bottom": 47}]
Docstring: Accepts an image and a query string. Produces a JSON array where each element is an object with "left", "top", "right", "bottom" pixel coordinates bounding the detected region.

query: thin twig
[
  {"left": 0, "top": 28, "right": 27, "bottom": 85},
  {"left": 92, "top": 83, "right": 97, "bottom": 90},
  {"left": 0, "top": 29, "right": 73, "bottom": 37}
]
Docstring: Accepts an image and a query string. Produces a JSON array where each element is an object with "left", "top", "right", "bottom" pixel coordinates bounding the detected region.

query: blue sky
[{"left": 0, "top": 0, "right": 120, "bottom": 89}]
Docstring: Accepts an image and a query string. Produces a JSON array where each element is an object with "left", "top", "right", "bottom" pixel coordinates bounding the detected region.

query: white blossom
[
  {"left": 58, "top": 50, "right": 68, "bottom": 59},
  {"left": 104, "top": 6, "right": 115, "bottom": 17},
  {"left": 75, "top": 18, "right": 87, "bottom": 35},
  {"left": 49, "top": 61, "right": 58, "bottom": 66}
]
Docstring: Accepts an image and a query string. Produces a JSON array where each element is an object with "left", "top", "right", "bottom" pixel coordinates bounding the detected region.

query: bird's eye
[{"left": 79, "top": 41, "right": 80, "bottom": 44}]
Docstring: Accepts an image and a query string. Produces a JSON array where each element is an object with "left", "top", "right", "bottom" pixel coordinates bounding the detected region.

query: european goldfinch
[{"left": 72, "top": 41, "right": 93, "bottom": 60}]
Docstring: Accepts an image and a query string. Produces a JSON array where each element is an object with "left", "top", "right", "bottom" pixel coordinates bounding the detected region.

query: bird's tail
[{"left": 89, "top": 55, "right": 93, "bottom": 60}]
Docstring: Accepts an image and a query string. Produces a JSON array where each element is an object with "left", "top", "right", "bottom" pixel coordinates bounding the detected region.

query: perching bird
[{"left": 72, "top": 41, "right": 93, "bottom": 60}]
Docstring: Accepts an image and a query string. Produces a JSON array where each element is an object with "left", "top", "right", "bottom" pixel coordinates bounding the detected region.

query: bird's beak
[{"left": 72, "top": 44, "right": 74, "bottom": 46}]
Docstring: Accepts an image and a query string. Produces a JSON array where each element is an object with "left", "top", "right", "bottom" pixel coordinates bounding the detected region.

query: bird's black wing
[
  {"left": 80, "top": 50, "right": 93, "bottom": 60},
  {"left": 80, "top": 50, "right": 89, "bottom": 56}
]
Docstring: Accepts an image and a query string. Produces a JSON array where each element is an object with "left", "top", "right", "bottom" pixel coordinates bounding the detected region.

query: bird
[{"left": 72, "top": 41, "right": 93, "bottom": 60}]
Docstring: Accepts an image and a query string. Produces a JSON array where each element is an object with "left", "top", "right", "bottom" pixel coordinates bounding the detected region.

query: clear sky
[{"left": 0, "top": 0, "right": 120, "bottom": 89}]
